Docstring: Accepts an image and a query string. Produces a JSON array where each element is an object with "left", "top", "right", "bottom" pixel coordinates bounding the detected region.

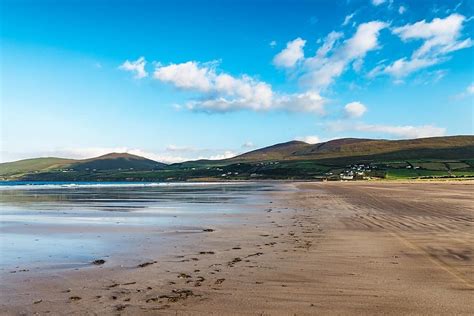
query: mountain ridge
[
  {"left": 1, "top": 135, "right": 473, "bottom": 180},
  {"left": 224, "top": 135, "right": 474, "bottom": 163},
  {"left": 0, "top": 153, "right": 166, "bottom": 178}
]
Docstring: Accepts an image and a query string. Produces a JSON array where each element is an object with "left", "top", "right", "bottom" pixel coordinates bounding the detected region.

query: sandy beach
[{"left": 1, "top": 181, "right": 473, "bottom": 315}]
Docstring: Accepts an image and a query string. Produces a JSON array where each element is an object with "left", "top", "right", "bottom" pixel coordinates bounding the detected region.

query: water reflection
[{"left": 0, "top": 182, "right": 279, "bottom": 270}]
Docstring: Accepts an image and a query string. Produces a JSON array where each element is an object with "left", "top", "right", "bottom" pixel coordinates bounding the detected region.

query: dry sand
[{"left": 1, "top": 181, "right": 473, "bottom": 315}]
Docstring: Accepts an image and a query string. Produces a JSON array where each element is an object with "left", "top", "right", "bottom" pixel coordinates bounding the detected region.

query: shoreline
[{"left": 1, "top": 181, "right": 473, "bottom": 315}]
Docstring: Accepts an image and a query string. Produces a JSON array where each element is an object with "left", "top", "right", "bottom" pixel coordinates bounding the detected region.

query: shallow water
[{"left": 0, "top": 182, "right": 278, "bottom": 271}]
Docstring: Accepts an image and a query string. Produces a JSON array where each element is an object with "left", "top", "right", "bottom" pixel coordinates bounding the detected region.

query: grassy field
[
  {"left": 0, "top": 157, "right": 74, "bottom": 178},
  {"left": 12, "top": 158, "right": 474, "bottom": 182}
]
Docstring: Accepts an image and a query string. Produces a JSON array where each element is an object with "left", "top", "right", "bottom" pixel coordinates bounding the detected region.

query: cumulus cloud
[
  {"left": 119, "top": 57, "right": 148, "bottom": 79},
  {"left": 154, "top": 61, "right": 214, "bottom": 91},
  {"left": 295, "top": 135, "right": 321, "bottom": 144},
  {"left": 297, "top": 21, "right": 387, "bottom": 91},
  {"left": 273, "top": 38, "right": 306, "bottom": 68},
  {"left": 327, "top": 122, "right": 446, "bottom": 139},
  {"left": 371, "top": 0, "right": 386, "bottom": 6},
  {"left": 274, "top": 91, "right": 325, "bottom": 113},
  {"left": 344, "top": 21, "right": 388, "bottom": 58},
  {"left": 374, "top": 14, "right": 472, "bottom": 79},
  {"left": 344, "top": 101, "right": 367, "bottom": 118},
  {"left": 394, "top": 14, "right": 472, "bottom": 59},
  {"left": 153, "top": 61, "right": 326, "bottom": 113}
]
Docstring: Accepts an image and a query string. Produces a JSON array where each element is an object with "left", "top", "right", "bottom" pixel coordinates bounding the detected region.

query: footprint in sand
[{"left": 69, "top": 296, "right": 82, "bottom": 301}]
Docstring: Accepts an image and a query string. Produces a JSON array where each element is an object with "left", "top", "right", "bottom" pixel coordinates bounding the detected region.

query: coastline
[{"left": 1, "top": 181, "right": 473, "bottom": 315}]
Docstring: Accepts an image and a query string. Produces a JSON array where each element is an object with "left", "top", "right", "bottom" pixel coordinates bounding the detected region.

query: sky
[{"left": 1, "top": 0, "right": 473, "bottom": 163}]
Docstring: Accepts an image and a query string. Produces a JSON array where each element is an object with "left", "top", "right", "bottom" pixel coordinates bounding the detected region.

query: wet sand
[{"left": 1, "top": 181, "right": 473, "bottom": 315}]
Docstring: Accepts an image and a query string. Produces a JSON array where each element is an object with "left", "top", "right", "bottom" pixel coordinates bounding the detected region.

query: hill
[
  {"left": 227, "top": 136, "right": 474, "bottom": 162},
  {"left": 1, "top": 136, "right": 473, "bottom": 181},
  {"left": 0, "top": 157, "right": 76, "bottom": 178},
  {"left": 0, "top": 153, "right": 166, "bottom": 180},
  {"left": 69, "top": 153, "right": 165, "bottom": 171},
  {"left": 227, "top": 140, "right": 311, "bottom": 162}
]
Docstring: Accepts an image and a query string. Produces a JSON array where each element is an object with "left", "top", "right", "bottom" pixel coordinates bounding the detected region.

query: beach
[{"left": 1, "top": 181, "right": 473, "bottom": 315}]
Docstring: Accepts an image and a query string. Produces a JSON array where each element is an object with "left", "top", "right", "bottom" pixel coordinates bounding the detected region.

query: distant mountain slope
[
  {"left": 228, "top": 136, "right": 474, "bottom": 162},
  {"left": 229, "top": 140, "right": 311, "bottom": 162},
  {"left": 69, "top": 153, "right": 165, "bottom": 171},
  {"left": 1, "top": 136, "right": 473, "bottom": 181},
  {"left": 0, "top": 153, "right": 166, "bottom": 179},
  {"left": 0, "top": 157, "right": 75, "bottom": 177}
]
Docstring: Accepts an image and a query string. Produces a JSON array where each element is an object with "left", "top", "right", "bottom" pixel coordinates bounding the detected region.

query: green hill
[
  {"left": 1, "top": 136, "right": 473, "bottom": 181},
  {"left": 0, "top": 153, "right": 166, "bottom": 180},
  {"left": 69, "top": 153, "right": 165, "bottom": 171},
  {"left": 0, "top": 157, "right": 75, "bottom": 178}
]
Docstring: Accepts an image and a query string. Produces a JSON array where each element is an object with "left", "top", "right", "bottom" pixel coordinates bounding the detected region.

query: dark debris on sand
[{"left": 137, "top": 261, "right": 157, "bottom": 268}]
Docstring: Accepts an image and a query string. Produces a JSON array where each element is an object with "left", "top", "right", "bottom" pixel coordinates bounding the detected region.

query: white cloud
[
  {"left": 315, "top": 31, "right": 344, "bottom": 58},
  {"left": 165, "top": 145, "right": 198, "bottom": 152},
  {"left": 344, "top": 101, "right": 367, "bottom": 118},
  {"left": 164, "top": 145, "right": 240, "bottom": 161},
  {"left": 295, "top": 135, "right": 321, "bottom": 144},
  {"left": 154, "top": 61, "right": 213, "bottom": 91},
  {"left": 377, "top": 14, "right": 472, "bottom": 79},
  {"left": 393, "top": 14, "right": 471, "bottom": 59},
  {"left": 327, "top": 122, "right": 446, "bottom": 138},
  {"left": 398, "top": 6, "right": 406, "bottom": 14},
  {"left": 119, "top": 57, "right": 148, "bottom": 79},
  {"left": 299, "top": 21, "right": 387, "bottom": 90},
  {"left": 371, "top": 0, "right": 386, "bottom": 6},
  {"left": 344, "top": 21, "right": 388, "bottom": 59},
  {"left": 273, "top": 38, "right": 306, "bottom": 68},
  {"left": 153, "top": 61, "right": 326, "bottom": 113},
  {"left": 269, "top": 40, "right": 277, "bottom": 47},
  {"left": 120, "top": 149, "right": 187, "bottom": 164},
  {"left": 468, "top": 83, "right": 474, "bottom": 94},
  {"left": 383, "top": 58, "right": 439, "bottom": 78},
  {"left": 342, "top": 12, "right": 355, "bottom": 26},
  {"left": 455, "top": 82, "right": 474, "bottom": 99},
  {"left": 412, "top": 69, "right": 447, "bottom": 85},
  {"left": 205, "top": 151, "right": 237, "bottom": 160},
  {"left": 274, "top": 91, "right": 326, "bottom": 114},
  {"left": 185, "top": 90, "right": 325, "bottom": 114}
]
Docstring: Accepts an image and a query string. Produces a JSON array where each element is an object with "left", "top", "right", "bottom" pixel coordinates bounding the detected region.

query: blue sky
[{"left": 1, "top": 0, "right": 473, "bottom": 163}]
